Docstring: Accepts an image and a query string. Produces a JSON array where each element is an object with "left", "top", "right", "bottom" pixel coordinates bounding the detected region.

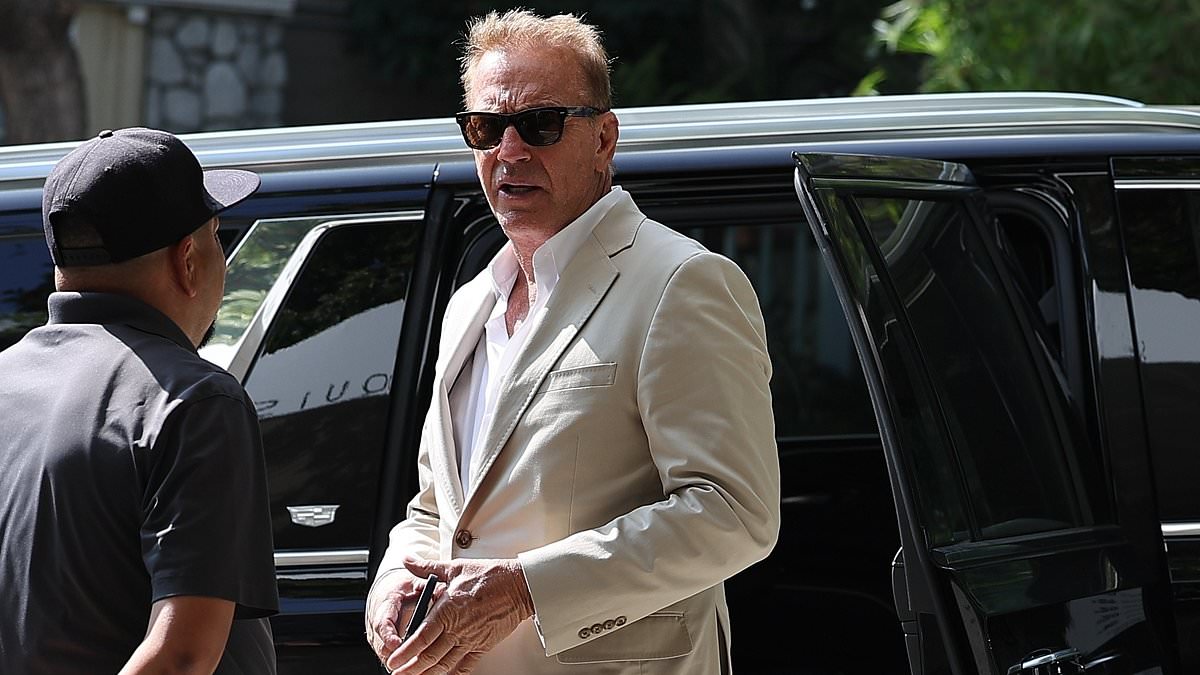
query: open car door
[{"left": 793, "top": 153, "right": 1175, "bottom": 675}]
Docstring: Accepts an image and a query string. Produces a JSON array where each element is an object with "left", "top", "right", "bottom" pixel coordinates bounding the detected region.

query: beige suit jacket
[{"left": 374, "top": 192, "right": 780, "bottom": 674}]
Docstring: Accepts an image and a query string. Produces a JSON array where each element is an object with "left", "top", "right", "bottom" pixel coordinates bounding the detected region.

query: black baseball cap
[{"left": 42, "top": 127, "right": 260, "bottom": 267}]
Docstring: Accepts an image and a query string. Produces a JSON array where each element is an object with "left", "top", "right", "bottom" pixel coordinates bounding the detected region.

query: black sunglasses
[{"left": 455, "top": 106, "right": 605, "bottom": 150}]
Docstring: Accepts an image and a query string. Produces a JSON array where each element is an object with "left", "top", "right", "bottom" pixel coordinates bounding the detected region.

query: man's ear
[
  {"left": 167, "top": 234, "right": 199, "bottom": 299},
  {"left": 595, "top": 112, "right": 619, "bottom": 171}
]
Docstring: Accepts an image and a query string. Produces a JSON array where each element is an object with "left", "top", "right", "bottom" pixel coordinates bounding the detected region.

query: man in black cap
[{"left": 0, "top": 128, "right": 278, "bottom": 674}]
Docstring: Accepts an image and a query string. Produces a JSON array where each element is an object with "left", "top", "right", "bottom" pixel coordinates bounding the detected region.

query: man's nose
[{"left": 494, "top": 124, "right": 531, "bottom": 163}]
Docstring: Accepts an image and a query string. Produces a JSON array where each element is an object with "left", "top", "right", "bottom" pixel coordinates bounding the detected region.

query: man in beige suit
[{"left": 366, "top": 10, "right": 779, "bottom": 674}]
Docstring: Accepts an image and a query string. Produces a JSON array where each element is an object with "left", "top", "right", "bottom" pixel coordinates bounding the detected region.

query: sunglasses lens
[
  {"left": 462, "top": 114, "right": 505, "bottom": 149},
  {"left": 459, "top": 108, "right": 576, "bottom": 149},
  {"left": 517, "top": 109, "right": 565, "bottom": 146}
]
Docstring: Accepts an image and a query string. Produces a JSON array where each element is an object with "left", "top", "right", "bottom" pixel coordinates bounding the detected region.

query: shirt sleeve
[{"left": 140, "top": 392, "right": 278, "bottom": 618}]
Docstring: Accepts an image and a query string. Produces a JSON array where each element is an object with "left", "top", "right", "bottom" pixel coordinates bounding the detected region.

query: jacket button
[
  {"left": 591, "top": 623, "right": 604, "bottom": 634},
  {"left": 455, "top": 529, "right": 473, "bottom": 548},
  {"left": 615, "top": 615, "right": 626, "bottom": 626},
  {"left": 603, "top": 619, "right": 615, "bottom": 630},
  {"left": 578, "top": 627, "right": 590, "bottom": 639}
]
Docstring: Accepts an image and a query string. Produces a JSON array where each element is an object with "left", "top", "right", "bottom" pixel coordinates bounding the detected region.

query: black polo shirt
[{"left": 0, "top": 292, "right": 278, "bottom": 674}]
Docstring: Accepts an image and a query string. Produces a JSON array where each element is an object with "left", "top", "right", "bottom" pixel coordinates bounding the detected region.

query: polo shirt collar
[{"left": 47, "top": 292, "right": 196, "bottom": 351}]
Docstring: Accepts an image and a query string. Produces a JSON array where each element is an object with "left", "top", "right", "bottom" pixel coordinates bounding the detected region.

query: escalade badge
[{"left": 288, "top": 505, "right": 340, "bottom": 528}]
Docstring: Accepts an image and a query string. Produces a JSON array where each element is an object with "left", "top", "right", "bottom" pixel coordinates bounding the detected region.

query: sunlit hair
[{"left": 459, "top": 9, "right": 612, "bottom": 110}]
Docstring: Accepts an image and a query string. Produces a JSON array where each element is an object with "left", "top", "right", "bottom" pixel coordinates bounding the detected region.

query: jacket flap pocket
[
  {"left": 542, "top": 362, "right": 617, "bottom": 393},
  {"left": 556, "top": 613, "right": 692, "bottom": 664}
]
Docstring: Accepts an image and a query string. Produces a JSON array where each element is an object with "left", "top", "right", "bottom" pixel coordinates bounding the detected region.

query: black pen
[{"left": 402, "top": 574, "right": 440, "bottom": 642}]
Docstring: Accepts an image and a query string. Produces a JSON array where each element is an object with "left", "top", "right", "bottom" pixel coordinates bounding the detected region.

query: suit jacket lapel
[
  {"left": 427, "top": 281, "right": 494, "bottom": 516},
  {"left": 462, "top": 197, "right": 645, "bottom": 506}
]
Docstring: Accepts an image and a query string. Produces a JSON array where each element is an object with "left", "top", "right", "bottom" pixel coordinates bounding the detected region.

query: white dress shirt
[{"left": 449, "top": 187, "right": 628, "bottom": 491}]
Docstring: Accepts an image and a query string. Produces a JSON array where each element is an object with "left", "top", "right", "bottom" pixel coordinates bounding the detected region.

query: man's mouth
[{"left": 499, "top": 182, "right": 539, "bottom": 195}]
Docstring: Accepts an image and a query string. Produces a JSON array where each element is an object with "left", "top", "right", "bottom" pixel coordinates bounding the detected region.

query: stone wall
[{"left": 144, "top": 8, "right": 288, "bottom": 132}]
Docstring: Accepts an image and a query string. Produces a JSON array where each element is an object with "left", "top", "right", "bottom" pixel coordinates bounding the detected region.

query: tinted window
[
  {"left": 1118, "top": 187, "right": 1200, "bottom": 521},
  {"left": 853, "top": 194, "right": 1096, "bottom": 542},
  {"left": 205, "top": 216, "right": 329, "bottom": 363},
  {"left": 673, "top": 209, "right": 877, "bottom": 439},
  {"left": 0, "top": 234, "right": 53, "bottom": 350},
  {"left": 243, "top": 219, "right": 421, "bottom": 550}
]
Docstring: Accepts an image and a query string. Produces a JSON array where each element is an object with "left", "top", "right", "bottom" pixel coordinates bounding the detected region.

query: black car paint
[{"left": 3, "top": 122, "right": 1200, "bottom": 674}]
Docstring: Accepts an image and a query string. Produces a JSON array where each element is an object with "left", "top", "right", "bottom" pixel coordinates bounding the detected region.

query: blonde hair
[{"left": 460, "top": 9, "right": 612, "bottom": 110}]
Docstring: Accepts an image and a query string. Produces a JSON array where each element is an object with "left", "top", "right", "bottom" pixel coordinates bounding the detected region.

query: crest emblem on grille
[{"left": 287, "top": 505, "right": 340, "bottom": 528}]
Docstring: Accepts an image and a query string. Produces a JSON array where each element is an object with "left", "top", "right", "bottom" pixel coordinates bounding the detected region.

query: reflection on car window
[
  {"left": 204, "top": 216, "right": 324, "bottom": 363},
  {"left": 681, "top": 220, "right": 877, "bottom": 438},
  {"left": 0, "top": 235, "right": 53, "bottom": 351},
  {"left": 1119, "top": 187, "right": 1200, "bottom": 521},
  {"left": 856, "top": 196, "right": 1097, "bottom": 542},
  {"left": 243, "top": 219, "right": 421, "bottom": 550}
]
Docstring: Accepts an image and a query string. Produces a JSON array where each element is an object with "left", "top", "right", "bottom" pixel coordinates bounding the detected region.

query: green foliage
[
  {"left": 862, "top": 0, "right": 1200, "bottom": 103},
  {"left": 347, "top": 0, "right": 901, "bottom": 113},
  {"left": 209, "top": 217, "right": 318, "bottom": 349}
]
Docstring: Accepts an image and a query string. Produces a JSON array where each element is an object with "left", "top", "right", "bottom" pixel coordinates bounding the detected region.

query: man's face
[{"left": 466, "top": 46, "right": 618, "bottom": 236}]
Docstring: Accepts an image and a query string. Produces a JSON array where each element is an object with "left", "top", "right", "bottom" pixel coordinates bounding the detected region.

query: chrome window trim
[
  {"left": 1162, "top": 522, "right": 1200, "bottom": 537},
  {"left": 275, "top": 549, "right": 369, "bottom": 568},
  {"left": 211, "top": 210, "right": 424, "bottom": 381},
  {"left": 1114, "top": 180, "right": 1200, "bottom": 190}
]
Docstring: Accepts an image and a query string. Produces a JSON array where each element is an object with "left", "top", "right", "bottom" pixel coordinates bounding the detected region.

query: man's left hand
[{"left": 383, "top": 556, "right": 535, "bottom": 675}]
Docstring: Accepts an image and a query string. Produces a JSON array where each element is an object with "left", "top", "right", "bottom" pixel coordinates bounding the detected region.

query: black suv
[{"left": 3, "top": 92, "right": 1200, "bottom": 675}]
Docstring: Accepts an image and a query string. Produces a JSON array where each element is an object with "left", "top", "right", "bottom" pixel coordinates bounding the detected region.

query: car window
[
  {"left": 0, "top": 232, "right": 53, "bottom": 351},
  {"left": 204, "top": 216, "right": 326, "bottom": 366},
  {"left": 852, "top": 194, "right": 1098, "bottom": 543},
  {"left": 682, "top": 220, "right": 878, "bottom": 438},
  {"left": 636, "top": 197, "right": 878, "bottom": 440},
  {"left": 1116, "top": 186, "right": 1200, "bottom": 522},
  {"left": 242, "top": 218, "right": 422, "bottom": 550}
]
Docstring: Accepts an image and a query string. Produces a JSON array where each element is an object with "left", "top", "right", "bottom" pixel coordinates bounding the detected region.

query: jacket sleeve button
[
  {"left": 578, "top": 627, "right": 590, "bottom": 639},
  {"left": 591, "top": 623, "right": 604, "bottom": 634},
  {"left": 603, "top": 619, "right": 615, "bottom": 630},
  {"left": 454, "top": 529, "right": 474, "bottom": 549},
  {"left": 615, "top": 615, "right": 626, "bottom": 626}
]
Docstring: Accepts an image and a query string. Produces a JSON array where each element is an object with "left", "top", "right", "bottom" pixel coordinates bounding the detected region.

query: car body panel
[{"left": 6, "top": 94, "right": 1200, "bottom": 673}]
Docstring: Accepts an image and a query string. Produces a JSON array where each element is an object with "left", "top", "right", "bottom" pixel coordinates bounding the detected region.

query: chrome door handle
[{"left": 1007, "top": 648, "right": 1083, "bottom": 675}]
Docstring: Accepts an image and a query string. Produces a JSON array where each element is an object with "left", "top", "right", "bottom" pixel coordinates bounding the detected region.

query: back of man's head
[{"left": 42, "top": 127, "right": 258, "bottom": 274}]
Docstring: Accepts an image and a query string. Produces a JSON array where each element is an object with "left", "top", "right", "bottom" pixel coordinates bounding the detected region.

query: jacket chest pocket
[{"left": 540, "top": 362, "right": 617, "bottom": 393}]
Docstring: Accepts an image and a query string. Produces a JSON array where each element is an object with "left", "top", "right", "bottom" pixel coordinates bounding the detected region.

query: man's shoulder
[
  {"left": 619, "top": 217, "right": 738, "bottom": 287},
  {"left": 102, "top": 325, "right": 251, "bottom": 411},
  {"left": 629, "top": 217, "right": 707, "bottom": 259}
]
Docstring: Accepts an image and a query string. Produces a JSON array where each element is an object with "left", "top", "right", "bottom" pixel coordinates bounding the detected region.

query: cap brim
[{"left": 203, "top": 169, "right": 261, "bottom": 213}]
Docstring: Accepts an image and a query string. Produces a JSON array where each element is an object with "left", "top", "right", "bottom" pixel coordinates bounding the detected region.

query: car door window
[
  {"left": 1114, "top": 171, "right": 1200, "bottom": 524},
  {"left": 0, "top": 230, "right": 53, "bottom": 351},
  {"left": 241, "top": 218, "right": 422, "bottom": 551},
  {"left": 854, "top": 194, "right": 1097, "bottom": 543}
]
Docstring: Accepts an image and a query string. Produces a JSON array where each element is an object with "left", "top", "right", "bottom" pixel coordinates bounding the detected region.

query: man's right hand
[{"left": 365, "top": 569, "right": 424, "bottom": 662}]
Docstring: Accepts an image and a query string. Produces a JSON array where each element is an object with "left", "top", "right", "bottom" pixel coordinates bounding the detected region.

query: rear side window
[
  {"left": 1116, "top": 185, "right": 1200, "bottom": 521},
  {"left": 622, "top": 195, "right": 876, "bottom": 439},
  {"left": 242, "top": 218, "right": 422, "bottom": 550},
  {"left": 680, "top": 218, "right": 876, "bottom": 438}
]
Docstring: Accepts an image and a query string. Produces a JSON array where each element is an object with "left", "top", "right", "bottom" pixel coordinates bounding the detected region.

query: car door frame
[{"left": 793, "top": 151, "right": 1178, "bottom": 675}]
